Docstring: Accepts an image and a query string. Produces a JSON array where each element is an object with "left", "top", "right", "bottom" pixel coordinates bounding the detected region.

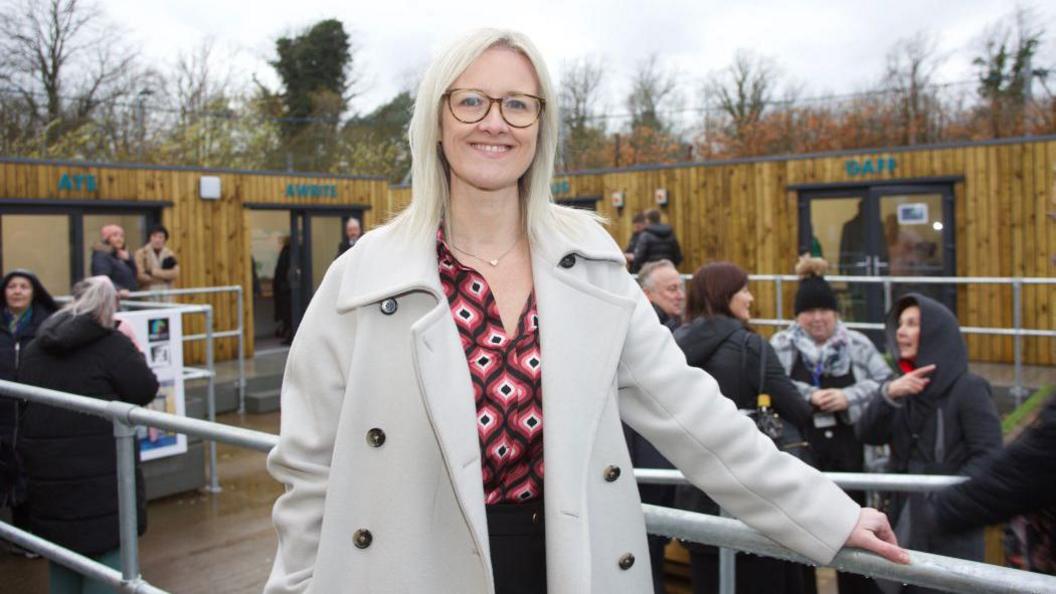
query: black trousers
[{"left": 488, "top": 501, "right": 547, "bottom": 594}]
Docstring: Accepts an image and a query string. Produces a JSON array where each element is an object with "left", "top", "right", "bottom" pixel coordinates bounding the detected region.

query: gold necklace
[{"left": 450, "top": 234, "right": 522, "bottom": 267}]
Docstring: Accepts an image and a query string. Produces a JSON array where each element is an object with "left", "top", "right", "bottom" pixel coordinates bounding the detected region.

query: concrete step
[
  {"left": 245, "top": 388, "right": 281, "bottom": 414},
  {"left": 185, "top": 381, "right": 240, "bottom": 414}
]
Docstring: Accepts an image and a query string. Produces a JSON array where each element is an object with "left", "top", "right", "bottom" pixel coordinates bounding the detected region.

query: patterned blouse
[{"left": 437, "top": 230, "right": 543, "bottom": 504}]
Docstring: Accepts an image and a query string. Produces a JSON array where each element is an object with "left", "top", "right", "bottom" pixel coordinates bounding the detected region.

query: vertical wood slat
[{"left": 3, "top": 138, "right": 1053, "bottom": 365}]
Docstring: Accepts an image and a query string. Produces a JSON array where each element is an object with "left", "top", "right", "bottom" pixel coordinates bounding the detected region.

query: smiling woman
[{"left": 264, "top": 28, "right": 907, "bottom": 594}]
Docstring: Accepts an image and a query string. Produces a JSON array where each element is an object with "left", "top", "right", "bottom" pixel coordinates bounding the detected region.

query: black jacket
[
  {"left": 0, "top": 270, "right": 57, "bottom": 438},
  {"left": 671, "top": 315, "right": 814, "bottom": 542},
  {"left": 675, "top": 315, "right": 812, "bottom": 428},
  {"left": 933, "top": 394, "right": 1056, "bottom": 532},
  {"left": 632, "top": 224, "right": 682, "bottom": 271},
  {"left": 90, "top": 243, "right": 139, "bottom": 291},
  {"left": 16, "top": 310, "right": 159, "bottom": 555},
  {"left": 856, "top": 293, "right": 1002, "bottom": 560}
]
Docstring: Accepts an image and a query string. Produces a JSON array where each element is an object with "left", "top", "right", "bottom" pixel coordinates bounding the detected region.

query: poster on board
[{"left": 114, "top": 309, "right": 187, "bottom": 461}]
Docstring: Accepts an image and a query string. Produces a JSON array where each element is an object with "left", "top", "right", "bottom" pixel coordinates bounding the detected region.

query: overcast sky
[{"left": 98, "top": 0, "right": 1054, "bottom": 125}]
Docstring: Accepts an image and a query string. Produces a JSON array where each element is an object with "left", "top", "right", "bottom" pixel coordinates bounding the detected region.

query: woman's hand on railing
[{"left": 845, "top": 507, "right": 910, "bottom": 564}]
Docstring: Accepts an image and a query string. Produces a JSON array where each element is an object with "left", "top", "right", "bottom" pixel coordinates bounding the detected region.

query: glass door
[
  {"left": 249, "top": 208, "right": 362, "bottom": 344},
  {"left": 799, "top": 184, "right": 955, "bottom": 340},
  {"left": 0, "top": 214, "right": 73, "bottom": 295}
]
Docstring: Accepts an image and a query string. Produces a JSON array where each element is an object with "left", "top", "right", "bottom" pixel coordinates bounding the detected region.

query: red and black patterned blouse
[{"left": 437, "top": 230, "right": 544, "bottom": 504}]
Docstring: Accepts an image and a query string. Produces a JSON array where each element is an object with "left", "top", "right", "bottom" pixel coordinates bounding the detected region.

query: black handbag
[{"left": 743, "top": 333, "right": 814, "bottom": 464}]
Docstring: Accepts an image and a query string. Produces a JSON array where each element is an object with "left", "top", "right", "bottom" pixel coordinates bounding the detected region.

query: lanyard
[{"left": 811, "top": 360, "right": 824, "bottom": 388}]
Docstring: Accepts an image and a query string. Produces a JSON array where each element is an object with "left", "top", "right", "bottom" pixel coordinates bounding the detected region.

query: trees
[
  {"left": 558, "top": 57, "right": 608, "bottom": 171},
  {"left": 0, "top": 0, "right": 141, "bottom": 155},
  {"left": 972, "top": 7, "right": 1051, "bottom": 137},
  {"left": 269, "top": 19, "right": 357, "bottom": 171},
  {"left": 623, "top": 55, "right": 684, "bottom": 165},
  {"left": 883, "top": 32, "right": 945, "bottom": 145}
]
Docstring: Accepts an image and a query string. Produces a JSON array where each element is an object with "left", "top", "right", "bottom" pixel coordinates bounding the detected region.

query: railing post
[
  {"left": 1011, "top": 279, "right": 1027, "bottom": 405},
  {"left": 775, "top": 276, "right": 784, "bottom": 321},
  {"left": 112, "top": 417, "right": 141, "bottom": 584},
  {"left": 719, "top": 507, "right": 736, "bottom": 594},
  {"left": 205, "top": 305, "right": 221, "bottom": 493},
  {"left": 883, "top": 278, "right": 892, "bottom": 314},
  {"left": 236, "top": 285, "right": 246, "bottom": 414}
]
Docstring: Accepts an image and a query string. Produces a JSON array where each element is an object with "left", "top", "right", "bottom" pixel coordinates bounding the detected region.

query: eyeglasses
[{"left": 443, "top": 88, "right": 545, "bottom": 129}]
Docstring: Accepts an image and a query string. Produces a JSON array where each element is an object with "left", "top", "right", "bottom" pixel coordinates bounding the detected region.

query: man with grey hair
[{"left": 639, "top": 259, "right": 685, "bottom": 330}]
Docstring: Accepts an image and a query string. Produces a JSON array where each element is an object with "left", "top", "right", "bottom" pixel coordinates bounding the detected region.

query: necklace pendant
[{"left": 488, "top": 259, "right": 499, "bottom": 267}]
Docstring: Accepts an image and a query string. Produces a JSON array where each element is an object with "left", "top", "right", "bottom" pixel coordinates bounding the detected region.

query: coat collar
[{"left": 335, "top": 215, "right": 626, "bottom": 311}]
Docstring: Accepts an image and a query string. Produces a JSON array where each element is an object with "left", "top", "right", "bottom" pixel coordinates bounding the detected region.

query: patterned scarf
[
  {"left": 789, "top": 320, "right": 851, "bottom": 381},
  {"left": 2, "top": 305, "right": 32, "bottom": 337}
]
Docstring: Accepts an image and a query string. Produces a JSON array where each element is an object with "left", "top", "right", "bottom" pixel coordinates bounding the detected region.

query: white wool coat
[{"left": 264, "top": 215, "right": 860, "bottom": 594}]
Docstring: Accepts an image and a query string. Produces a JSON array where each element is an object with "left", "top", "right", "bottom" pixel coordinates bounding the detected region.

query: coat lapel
[{"left": 335, "top": 226, "right": 492, "bottom": 580}]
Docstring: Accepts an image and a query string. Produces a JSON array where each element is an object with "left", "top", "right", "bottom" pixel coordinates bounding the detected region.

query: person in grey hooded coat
[{"left": 856, "top": 293, "right": 1001, "bottom": 594}]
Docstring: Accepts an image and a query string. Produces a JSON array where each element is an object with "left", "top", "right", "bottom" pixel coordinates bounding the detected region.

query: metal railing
[
  {"left": 742, "top": 274, "right": 1056, "bottom": 403},
  {"left": 1, "top": 379, "right": 1053, "bottom": 594},
  {"left": 124, "top": 285, "right": 246, "bottom": 413}
]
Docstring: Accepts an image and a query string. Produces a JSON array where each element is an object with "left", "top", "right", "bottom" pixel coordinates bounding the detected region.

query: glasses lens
[
  {"left": 501, "top": 94, "right": 541, "bottom": 127},
  {"left": 449, "top": 90, "right": 488, "bottom": 123}
]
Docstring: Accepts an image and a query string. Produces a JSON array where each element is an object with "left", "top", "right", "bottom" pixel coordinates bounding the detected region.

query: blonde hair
[
  {"left": 66, "top": 276, "right": 118, "bottom": 328},
  {"left": 388, "top": 28, "right": 597, "bottom": 242}
]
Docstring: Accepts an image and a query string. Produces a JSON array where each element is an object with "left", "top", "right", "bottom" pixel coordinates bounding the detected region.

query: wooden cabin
[{"left": 3, "top": 134, "right": 1053, "bottom": 364}]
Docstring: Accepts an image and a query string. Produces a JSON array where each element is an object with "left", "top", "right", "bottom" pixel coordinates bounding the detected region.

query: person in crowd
[
  {"left": 932, "top": 393, "right": 1056, "bottom": 576},
  {"left": 639, "top": 259, "right": 685, "bottom": 330},
  {"left": 16, "top": 276, "right": 158, "bottom": 593},
  {"left": 771, "top": 256, "right": 893, "bottom": 594},
  {"left": 624, "top": 211, "right": 646, "bottom": 271},
  {"left": 0, "top": 269, "right": 57, "bottom": 550},
  {"left": 335, "top": 217, "right": 362, "bottom": 259},
  {"left": 633, "top": 208, "right": 683, "bottom": 270},
  {"left": 625, "top": 257, "right": 681, "bottom": 592},
  {"left": 857, "top": 294, "right": 1001, "bottom": 594},
  {"left": 90, "top": 224, "right": 138, "bottom": 293},
  {"left": 273, "top": 236, "right": 293, "bottom": 344},
  {"left": 264, "top": 29, "right": 905, "bottom": 594},
  {"left": 134, "top": 224, "right": 180, "bottom": 292},
  {"left": 673, "top": 261, "right": 814, "bottom": 594}
]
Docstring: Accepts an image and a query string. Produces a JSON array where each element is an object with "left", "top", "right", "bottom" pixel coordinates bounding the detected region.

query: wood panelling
[
  {"left": 5, "top": 138, "right": 1054, "bottom": 365},
  {"left": 0, "top": 160, "right": 390, "bottom": 361},
  {"left": 551, "top": 139, "right": 1056, "bottom": 365}
]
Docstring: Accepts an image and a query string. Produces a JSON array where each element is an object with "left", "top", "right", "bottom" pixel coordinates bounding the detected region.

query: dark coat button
[
  {"left": 366, "top": 428, "right": 386, "bottom": 447},
  {"left": 603, "top": 465, "right": 621, "bottom": 482},
  {"left": 379, "top": 298, "right": 398, "bottom": 315},
  {"left": 353, "top": 529, "right": 373, "bottom": 549},
  {"left": 559, "top": 254, "right": 576, "bottom": 268},
  {"left": 618, "top": 553, "right": 635, "bottom": 570}
]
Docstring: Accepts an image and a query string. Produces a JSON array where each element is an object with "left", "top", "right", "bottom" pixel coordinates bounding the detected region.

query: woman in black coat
[
  {"left": 16, "top": 276, "right": 158, "bottom": 592},
  {"left": 932, "top": 394, "right": 1056, "bottom": 575},
  {"left": 0, "top": 269, "right": 57, "bottom": 513},
  {"left": 673, "top": 262, "right": 814, "bottom": 594},
  {"left": 856, "top": 294, "right": 1002, "bottom": 594}
]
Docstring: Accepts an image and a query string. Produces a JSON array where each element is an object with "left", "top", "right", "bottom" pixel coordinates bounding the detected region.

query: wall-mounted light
[
  {"left": 200, "top": 176, "right": 221, "bottom": 200},
  {"left": 655, "top": 188, "right": 668, "bottom": 206}
]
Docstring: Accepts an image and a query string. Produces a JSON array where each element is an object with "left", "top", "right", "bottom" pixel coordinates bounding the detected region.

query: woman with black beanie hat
[{"left": 771, "top": 256, "right": 895, "bottom": 594}]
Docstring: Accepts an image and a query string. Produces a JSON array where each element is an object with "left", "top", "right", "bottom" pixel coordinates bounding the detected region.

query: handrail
[
  {"left": 668, "top": 272, "right": 1056, "bottom": 403},
  {"left": 634, "top": 468, "right": 967, "bottom": 492},
  {"left": 643, "top": 505, "right": 1056, "bottom": 594},
  {"left": 0, "top": 378, "right": 1045, "bottom": 594},
  {"left": 122, "top": 284, "right": 246, "bottom": 413},
  {"left": 0, "top": 522, "right": 168, "bottom": 594}
]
